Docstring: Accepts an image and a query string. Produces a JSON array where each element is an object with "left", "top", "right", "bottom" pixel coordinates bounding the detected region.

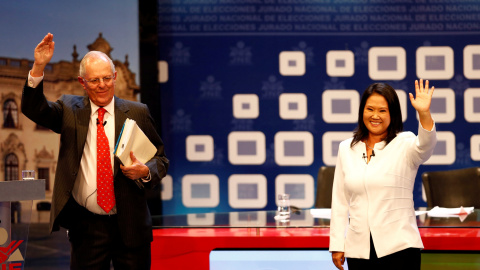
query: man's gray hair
[{"left": 79, "top": 51, "right": 115, "bottom": 77}]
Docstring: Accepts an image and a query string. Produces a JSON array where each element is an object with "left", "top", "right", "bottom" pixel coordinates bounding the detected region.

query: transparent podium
[{"left": 0, "top": 180, "right": 45, "bottom": 269}]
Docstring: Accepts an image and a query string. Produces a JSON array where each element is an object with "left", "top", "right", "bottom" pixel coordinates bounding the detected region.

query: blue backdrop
[{"left": 156, "top": 0, "right": 480, "bottom": 215}]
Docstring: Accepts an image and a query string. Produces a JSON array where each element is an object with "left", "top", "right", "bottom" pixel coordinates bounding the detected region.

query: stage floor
[
  {"left": 24, "top": 223, "right": 114, "bottom": 270},
  {"left": 24, "top": 223, "right": 70, "bottom": 270}
]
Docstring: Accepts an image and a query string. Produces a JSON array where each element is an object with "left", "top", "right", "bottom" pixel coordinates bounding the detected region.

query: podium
[{"left": 0, "top": 180, "right": 45, "bottom": 269}]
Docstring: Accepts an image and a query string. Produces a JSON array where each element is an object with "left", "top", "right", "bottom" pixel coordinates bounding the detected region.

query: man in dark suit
[{"left": 22, "top": 33, "right": 169, "bottom": 269}]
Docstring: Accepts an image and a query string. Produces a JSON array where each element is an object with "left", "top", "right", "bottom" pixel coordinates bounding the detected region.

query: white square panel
[
  {"left": 463, "top": 45, "right": 480, "bottom": 79},
  {"left": 233, "top": 94, "right": 259, "bottom": 119},
  {"left": 279, "top": 93, "right": 308, "bottom": 120},
  {"left": 395, "top": 90, "right": 408, "bottom": 123},
  {"left": 416, "top": 88, "right": 455, "bottom": 123},
  {"left": 471, "top": 135, "right": 480, "bottom": 161},
  {"left": 416, "top": 46, "right": 454, "bottom": 80},
  {"left": 228, "top": 174, "right": 267, "bottom": 209},
  {"left": 279, "top": 51, "right": 306, "bottom": 76},
  {"left": 229, "top": 211, "right": 267, "bottom": 226},
  {"left": 158, "top": 60, "right": 168, "bottom": 83},
  {"left": 424, "top": 131, "right": 455, "bottom": 165},
  {"left": 322, "top": 132, "right": 353, "bottom": 166},
  {"left": 275, "top": 174, "right": 314, "bottom": 208},
  {"left": 161, "top": 174, "right": 173, "bottom": 201},
  {"left": 465, "top": 88, "right": 480, "bottom": 123},
  {"left": 182, "top": 174, "right": 219, "bottom": 208},
  {"left": 274, "top": 132, "right": 314, "bottom": 166},
  {"left": 322, "top": 90, "right": 360, "bottom": 123},
  {"left": 187, "top": 213, "right": 215, "bottom": 226},
  {"left": 368, "top": 47, "right": 406, "bottom": 80},
  {"left": 326, "top": 50, "right": 355, "bottom": 77},
  {"left": 186, "top": 135, "right": 214, "bottom": 161},
  {"left": 228, "top": 132, "right": 266, "bottom": 165}
]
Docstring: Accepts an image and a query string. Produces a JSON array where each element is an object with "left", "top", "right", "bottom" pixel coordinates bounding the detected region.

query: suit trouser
[
  {"left": 66, "top": 199, "right": 151, "bottom": 270},
  {"left": 346, "top": 234, "right": 421, "bottom": 270}
]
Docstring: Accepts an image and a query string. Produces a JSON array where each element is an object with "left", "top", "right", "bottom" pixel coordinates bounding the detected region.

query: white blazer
[{"left": 329, "top": 123, "right": 436, "bottom": 259}]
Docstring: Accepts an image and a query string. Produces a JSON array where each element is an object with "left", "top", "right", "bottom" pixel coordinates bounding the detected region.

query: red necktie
[{"left": 97, "top": 107, "right": 115, "bottom": 213}]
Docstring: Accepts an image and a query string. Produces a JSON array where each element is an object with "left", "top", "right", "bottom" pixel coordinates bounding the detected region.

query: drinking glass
[
  {"left": 277, "top": 194, "right": 291, "bottom": 219},
  {"left": 22, "top": 170, "right": 35, "bottom": 180}
]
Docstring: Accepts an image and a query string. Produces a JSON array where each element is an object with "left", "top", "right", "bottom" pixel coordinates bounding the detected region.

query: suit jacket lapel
[
  {"left": 75, "top": 97, "right": 91, "bottom": 161},
  {"left": 114, "top": 96, "right": 129, "bottom": 177}
]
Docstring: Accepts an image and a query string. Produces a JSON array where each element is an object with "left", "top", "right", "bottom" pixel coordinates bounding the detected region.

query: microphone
[
  {"left": 362, "top": 151, "right": 375, "bottom": 164},
  {"left": 96, "top": 118, "right": 107, "bottom": 126}
]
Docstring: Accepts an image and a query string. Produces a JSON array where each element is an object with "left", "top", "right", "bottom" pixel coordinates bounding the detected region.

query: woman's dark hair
[{"left": 350, "top": 83, "right": 403, "bottom": 148}]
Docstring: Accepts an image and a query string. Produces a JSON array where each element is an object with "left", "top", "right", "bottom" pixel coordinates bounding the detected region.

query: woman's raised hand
[
  {"left": 409, "top": 79, "right": 434, "bottom": 113},
  {"left": 410, "top": 79, "right": 435, "bottom": 130}
]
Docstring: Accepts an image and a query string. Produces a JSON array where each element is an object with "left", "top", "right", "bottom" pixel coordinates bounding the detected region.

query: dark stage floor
[
  {"left": 24, "top": 223, "right": 70, "bottom": 270},
  {"left": 24, "top": 223, "right": 116, "bottom": 270}
]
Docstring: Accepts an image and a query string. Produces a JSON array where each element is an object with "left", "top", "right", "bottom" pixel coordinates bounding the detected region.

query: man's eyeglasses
[{"left": 82, "top": 75, "right": 115, "bottom": 86}]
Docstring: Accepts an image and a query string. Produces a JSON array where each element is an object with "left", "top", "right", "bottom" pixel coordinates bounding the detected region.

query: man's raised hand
[{"left": 31, "top": 33, "right": 55, "bottom": 77}]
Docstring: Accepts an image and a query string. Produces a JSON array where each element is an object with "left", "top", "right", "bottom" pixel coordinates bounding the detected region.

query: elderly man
[{"left": 22, "top": 33, "right": 169, "bottom": 270}]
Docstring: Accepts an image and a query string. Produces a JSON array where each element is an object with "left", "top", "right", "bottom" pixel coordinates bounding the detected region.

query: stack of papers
[
  {"left": 415, "top": 210, "right": 429, "bottom": 216},
  {"left": 309, "top": 207, "right": 475, "bottom": 220},
  {"left": 309, "top": 208, "right": 332, "bottom": 219},
  {"left": 114, "top": 118, "right": 157, "bottom": 166},
  {"left": 427, "top": 206, "right": 474, "bottom": 217}
]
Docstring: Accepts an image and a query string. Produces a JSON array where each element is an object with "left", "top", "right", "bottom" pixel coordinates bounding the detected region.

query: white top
[{"left": 329, "top": 123, "right": 437, "bottom": 259}]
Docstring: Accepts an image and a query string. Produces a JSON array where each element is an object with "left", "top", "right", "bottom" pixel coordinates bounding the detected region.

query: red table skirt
[{"left": 151, "top": 227, "right": 480, "bottom": 269}]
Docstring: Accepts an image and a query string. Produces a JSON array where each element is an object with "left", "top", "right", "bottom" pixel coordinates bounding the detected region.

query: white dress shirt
[
  {"left": 72, "top": 101, "right": 116, "bottom": 215},
  {"left": 329, "top": 123, "right": 437, "bottom": 259}
]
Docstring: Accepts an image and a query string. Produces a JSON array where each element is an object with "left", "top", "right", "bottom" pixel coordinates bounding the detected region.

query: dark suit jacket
[{"left": 21, "top": 81, "right": 169, "bottom": 248}]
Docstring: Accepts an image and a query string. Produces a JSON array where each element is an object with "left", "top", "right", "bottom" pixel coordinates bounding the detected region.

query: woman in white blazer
[{"left": 329, "top": 80, "right": 436, "bottom": 270}]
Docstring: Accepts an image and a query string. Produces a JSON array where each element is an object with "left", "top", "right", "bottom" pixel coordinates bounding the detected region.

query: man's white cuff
[
  {"left": 28, "top": 70, "right": 44, "bottom": 88},
  {"left": 141, "top": 170, "right": 152, "bottom": 183}
]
